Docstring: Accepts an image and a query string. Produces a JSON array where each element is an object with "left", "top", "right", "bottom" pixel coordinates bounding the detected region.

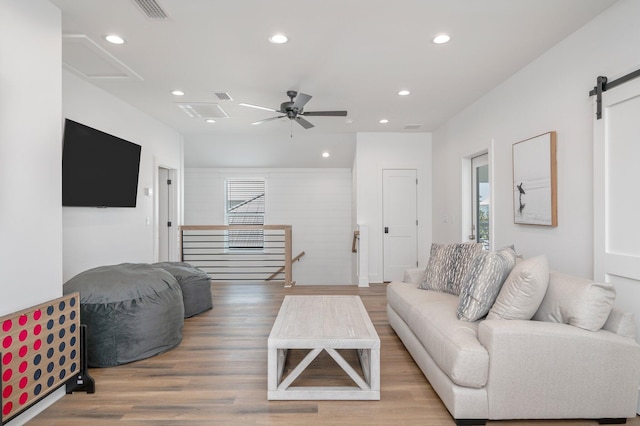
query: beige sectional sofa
[{"left": 387, "top": 246, "right": 640, "bottom": 425}]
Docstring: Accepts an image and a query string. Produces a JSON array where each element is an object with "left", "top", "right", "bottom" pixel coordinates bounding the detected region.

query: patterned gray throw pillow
[
  {"left": 419, "top": 243, "right": 483, "bottom": 295},
  {"left": 457, "top": 247, "right": 517, "bottom": 322}
]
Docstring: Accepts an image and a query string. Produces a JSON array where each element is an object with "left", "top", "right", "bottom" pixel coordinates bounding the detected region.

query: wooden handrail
[
  {"left": 267, "top": 251, "right": 306, "bottom": 282},
  {"left": 352, "top": 230, "right": 360, "bottom": 253}
]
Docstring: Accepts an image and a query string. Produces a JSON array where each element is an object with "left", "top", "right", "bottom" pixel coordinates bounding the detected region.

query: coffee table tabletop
[{"left": 268, "top": 295, "right": 380, "bottom": 400}]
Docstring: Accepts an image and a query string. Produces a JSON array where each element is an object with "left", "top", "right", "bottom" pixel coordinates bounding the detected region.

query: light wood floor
[{"left": 29, "top": 282, "right": 640, "bottom": 426}]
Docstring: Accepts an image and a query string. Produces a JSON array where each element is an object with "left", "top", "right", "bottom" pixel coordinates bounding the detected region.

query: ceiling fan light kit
[{"left": 240, "top": 90, "right": 347, "bottom": 129}]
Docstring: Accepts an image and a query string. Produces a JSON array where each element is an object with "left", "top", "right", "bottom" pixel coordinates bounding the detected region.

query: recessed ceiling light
[
  {"left": 398, "top": 90, "right": 410, "bottom": 96},
  {"left": 379, "top": 119, "right": 389, "bottom": 124},
  {"left": 433, "top": 34, "right": 451, "bottom": 44},
  {"left": 105, "top": 34, "right": 125, "bottom": 45},
  {"left": 269, "top": 33, "right": 288, "bottom": 44},
  {"left": 206, "top": 119, "right": 216, "bottom": 123},
  {"left": 171, "top": 90, "right": 185, "bottom": 96},
  {"left": 322, "top": 152, "right": 330, "bottom": 158}
]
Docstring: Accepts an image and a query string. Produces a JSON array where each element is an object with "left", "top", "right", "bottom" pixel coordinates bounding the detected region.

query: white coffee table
[{"left": 267, "top": 295, "right": 380, "bottom": 400}]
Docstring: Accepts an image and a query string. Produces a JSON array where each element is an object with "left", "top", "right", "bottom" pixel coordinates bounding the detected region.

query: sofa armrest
[
  {"left": 403, "top": 268, "right": 425, "bottom": 285},
  {"left": 478, "top": 319, "right": 640, "bottom": 419}
]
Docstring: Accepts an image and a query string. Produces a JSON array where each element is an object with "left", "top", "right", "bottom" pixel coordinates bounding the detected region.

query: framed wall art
[{"left": 512, "top": 131, "right": 557, "bottom": 226}]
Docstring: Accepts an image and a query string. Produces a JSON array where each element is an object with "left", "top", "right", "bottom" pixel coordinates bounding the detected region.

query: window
[{"left": 225, "top": 179, "right": 265, "bottom": 249}]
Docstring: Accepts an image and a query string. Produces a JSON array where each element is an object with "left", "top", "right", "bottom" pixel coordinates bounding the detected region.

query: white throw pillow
[
  {"left": 487, "top": 255, "right": 549, "bottom": 321},
  {"left": 532, "top": 271, "right": 616, "bottom": 332}
]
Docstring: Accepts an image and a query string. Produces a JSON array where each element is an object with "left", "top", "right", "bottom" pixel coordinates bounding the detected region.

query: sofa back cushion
[
  {"left": 419, "top": 242, "right": 482, "bottom": 295},
  {"left": 602, "top": 308, "right": 637, "bottom": 339},
  {"left": 487, "top": 255, "right": 549, "bottom": 321},
  {"left": 532, "top": 271, "right": 616, "bottom": 332},
  {"left": 457, "top": 247, "right": 517, "bottom": 322}
]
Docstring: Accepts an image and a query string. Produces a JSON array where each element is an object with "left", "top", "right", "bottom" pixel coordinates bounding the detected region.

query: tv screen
[{"left": 62, "top": 119, "right": 142, "bottom": 207}]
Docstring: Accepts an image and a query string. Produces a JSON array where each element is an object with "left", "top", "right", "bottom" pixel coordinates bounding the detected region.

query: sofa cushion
[
  {"left": 405, "top": 296, "right": 489, "bottom": 388},
  {"left": 387, "top": 281, "right": 489, "bottom": 388},
  {"left": 388, "top": 281, "right": 458, "bottom": 321},
  {"left": 457, "top": 247, "right": 516, "bottom": 322},
  {"left": 487, "top": 255, "right": 549, "bottom": 321},
  {"left": 419, "top": 243, "right": 482, "bottom": 295},
  {"left": 533, "top": 271, "right": 616, "bottom": 331}
]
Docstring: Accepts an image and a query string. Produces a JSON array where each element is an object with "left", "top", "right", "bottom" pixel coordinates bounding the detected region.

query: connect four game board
[{"left": 1, "top": 293, "right": 80, "bottom": 424}]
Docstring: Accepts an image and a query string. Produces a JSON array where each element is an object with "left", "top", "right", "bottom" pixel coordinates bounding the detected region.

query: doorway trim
[
  {"left": 154, "top": 157, "right": 180, "bottom": 262},
  {"left": 461, "top": 143, "right": 495, "bottom": 248}
]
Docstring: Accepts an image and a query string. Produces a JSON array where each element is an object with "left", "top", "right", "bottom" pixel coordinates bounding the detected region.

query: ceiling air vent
[
  {"left": 131, "top": 0, "right": 169, "bottom": 20},
  {"left": 404, "top": 124, "right": 423, "bottom": 130},
  {"left": 175, "top": 103, "right": 229, "bottom": 119},
  {"left": 214, "top": 92, "right": 233, "bottom": 101}
]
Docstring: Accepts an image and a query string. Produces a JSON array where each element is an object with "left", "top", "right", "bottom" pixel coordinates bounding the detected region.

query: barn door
[{"left": 594, "top": 76, "right": 640, "bottom": 340}]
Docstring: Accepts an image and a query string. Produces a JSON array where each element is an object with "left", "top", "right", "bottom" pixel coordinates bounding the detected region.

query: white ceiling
[{"left": 50, "top": 0, "right": 617, "bottom": 168}]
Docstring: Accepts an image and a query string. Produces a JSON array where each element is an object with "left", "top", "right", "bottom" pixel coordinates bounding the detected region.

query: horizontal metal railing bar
[
  {"left": 184, "top": 265, "right": 283, "bottom": 269},
  {"left": 181, "top": 236, "right": 284, "bottom": 239},
  {"left": 182, "top": 245, "right": 284, "bottom": 248},
  {"left": 182, "top": 257, "right": 284, "bottom": 260},
  {"left": 186, "top": 262, "right": 281, "bottom": 265},
  {"left": 182, "top": 251, "right": 284, "bottom": 255},
  {"left": 208, "top": 279, "right": 286, "bottom": 282},
  {"left": 200, "top": 272, "right": 282, "bottom": 275}
]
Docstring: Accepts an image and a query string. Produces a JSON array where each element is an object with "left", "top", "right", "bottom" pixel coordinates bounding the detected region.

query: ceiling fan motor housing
[{"left": 281, "top": 101, "right": 301, "bottom": 119}]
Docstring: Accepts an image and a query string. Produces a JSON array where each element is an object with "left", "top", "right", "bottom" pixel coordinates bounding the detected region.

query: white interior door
[
  {"left": 594, "top": 76, "right": 640, "bottom": 342},
  {"left": 383, "top": 169, "right": 418, "bottom": 282}
]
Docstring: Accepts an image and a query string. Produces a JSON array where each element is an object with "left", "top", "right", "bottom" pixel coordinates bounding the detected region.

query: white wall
[
  {"left": 62, "top": 71, "right": 184, "bottom": 281},
  {"left": 355, "top": 132, "right": 432, "bottom": 283},
  {"left": 0, "top": 1, "right": 66, "bottom": 423},
  {"left": 184, "top": 168, "right": 352, "bottom": 284},
  {"left": 0, "top": 1, "right": 62, "bottom": 312},
  {"left": 432, "top": 0, "right": 640, "bottom": 279}
]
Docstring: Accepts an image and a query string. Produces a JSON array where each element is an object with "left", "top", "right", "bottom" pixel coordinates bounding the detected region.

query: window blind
[{"left": 225, "top": 179, "right": 265, "bottom": 249}]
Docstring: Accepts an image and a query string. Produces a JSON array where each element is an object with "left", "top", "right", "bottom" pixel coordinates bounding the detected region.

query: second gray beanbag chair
[
  {"left": 153, "top": 262, "right": 213, "bottom": 318},
  {"left": 63, "top": 263, "right": 184, "bottom": 367}
]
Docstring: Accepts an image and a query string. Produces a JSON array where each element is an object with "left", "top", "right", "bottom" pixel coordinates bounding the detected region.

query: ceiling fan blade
[
  {"left": 301, "top": 110, "right": 348, "bottom": 117},
  {"left": 239, "top": 103, "right": 280, "bottom": 113},
  {"left": 295, "top": 117, "right": 315, "bottom": 129},
  {"left": 292, "top": 92, "right": 312, "bottom": 110},
  {"left": 251, "top": 116, "right": 285, "bottom": 125}
]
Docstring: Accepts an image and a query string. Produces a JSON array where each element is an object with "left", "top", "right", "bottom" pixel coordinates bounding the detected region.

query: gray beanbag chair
[
  {"left": 153, "top": 262, "right": 213, "bottom": 318},
  {"left": 63, "top": 263, "right": 184, "bottom": 367}
]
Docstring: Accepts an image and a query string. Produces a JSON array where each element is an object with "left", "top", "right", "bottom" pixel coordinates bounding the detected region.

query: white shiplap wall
[{"left": 184, "top": 168, "right": 353, "bottom": 285}]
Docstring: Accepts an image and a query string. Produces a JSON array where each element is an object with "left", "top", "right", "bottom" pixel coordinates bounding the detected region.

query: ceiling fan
[{"left": 239, "top": 90, "right": 347, "bottom": 129}]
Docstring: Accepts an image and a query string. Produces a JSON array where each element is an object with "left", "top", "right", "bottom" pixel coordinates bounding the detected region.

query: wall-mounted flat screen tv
[{"left": 62, "top": 119, "right": 142, "bottom": 207}]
